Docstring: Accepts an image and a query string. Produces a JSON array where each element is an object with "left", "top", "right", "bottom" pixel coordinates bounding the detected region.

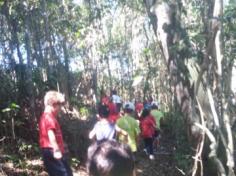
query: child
[
  {"left": 108, "top": 98, "right": 119, "bottom": 123},
  {"left": 139, "top": 106, "right": 156, "bottom": 160},
  {"left": 150, "top": 101, "right": 164, "bottom": 150},
  {"left": 135, "top": 101, "right": 143, "bottom": 120},
  {"left": 39, "top": 90, "right": 73, "bottom": 176},
  {"left": 150, "top": 101, "right": 163, "bottom": 130},
  {"left": 116, "top": 102, "right": 140, "bottom": 154},
  {"left": 89, "top": 104, "right": 127, "bottom": 142},
  {"left": 87, "top": 140, "right": 135, "bottom": 176},
  {"left": 100, "top": 89, "right": 109, "bottom": 106}
]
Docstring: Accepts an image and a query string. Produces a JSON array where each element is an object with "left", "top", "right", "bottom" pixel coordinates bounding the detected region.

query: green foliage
[
  {"left": 165, "top": 111, "right": 192, "bottom": 173},
  {"left": 71, "top": 157, "right": 80, "bottom": 168},
  {"left": 79, "top": 106, "right": 90, "bottom": 117},
  {"left": 1, "top": 103, "right": 20, "bottom": 124},
  {"left": 0, "top": 0, "right": 4, "bottom": 7},
  {"left": 4, "top": 154, "right": 21, "bottom": 165},
  {"left": 17, "top": 140, "right": 40, "bottom": 157},
  {"left": 70, "top": 97, "right": 83, "bottom": 107},
  {"left": 143, "top": 48, "right": 151, "bottom": 56},
  {"left": 2, "top": 103, "right": 20, "bottom": 113},
  {"left": 224, "top": 5, "right": 236, "bottom": 61}
]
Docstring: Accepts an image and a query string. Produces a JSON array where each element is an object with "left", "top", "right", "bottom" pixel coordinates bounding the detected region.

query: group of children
[
  {"left": 38, "top": 90, "right": 163, "bottom": 176},
  {"left": 89, "top": 91, "right": 164, "bottom": 162}
]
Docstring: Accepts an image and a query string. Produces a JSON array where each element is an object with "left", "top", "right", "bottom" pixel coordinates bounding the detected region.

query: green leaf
[
  {"left": 0, "top": 0, "right": 4, "bottom": 7},
  {"left": 143, "top": 48, "right": 150, "bottom": 55},
  {"left": 10, "top": 103, "right": 20, "bottom": 109},
  {"left": 2, "top": 108, "right": 11, "bottom": 113}
]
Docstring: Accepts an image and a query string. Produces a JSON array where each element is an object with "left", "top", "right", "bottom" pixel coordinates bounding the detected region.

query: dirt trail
[{"left": 72, "top": 132, "right": 183, "bottom": 176}]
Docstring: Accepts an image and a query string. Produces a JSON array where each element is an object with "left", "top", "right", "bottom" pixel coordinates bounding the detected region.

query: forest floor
[
  {"left": 72, "top": 129, "right": 184, "bottom": 176},
  {"left": 1, "top": 133, "right": 184, "bottom": 176},
  {"left": 0, "top": 114, "right": 185, "bottom": 176}
]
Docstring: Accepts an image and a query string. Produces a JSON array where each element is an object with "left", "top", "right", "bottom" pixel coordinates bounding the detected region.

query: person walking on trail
[
  {"left": 150, "top": 101, "right": 164, "bottom": 149},
  {"left": 150, "top": 101, "right": 164, "bottom": 130},
  {"left": 108, "top": 97, "right": 120, "bottom": 124},
  {"left": 39, "top": 90, "right": 73, "bottom": 176},
  {"left": 100, "top": 90, "right": 110, "bottom": 106},
  {"left": 89, "top": 104, "right": 127, "bottom": 142},
  {"left": 88, "top": 104, "right": 129, "bottom": 172},
  {"left": 111, "top": 89, "right": 122, "bottom": 113},
  {"left": 135, "top": 101, "right": 143, "bottom": 120},
  {"left": 116, "top": 102, "right": 140, "bottom": 154},
  {"left": 139, "top": 106, "right": 156, "bottom": 160}
]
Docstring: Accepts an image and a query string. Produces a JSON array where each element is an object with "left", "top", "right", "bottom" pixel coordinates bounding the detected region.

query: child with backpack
[{"left": 89, "top": 104, "right": 127, "bottom": 142}]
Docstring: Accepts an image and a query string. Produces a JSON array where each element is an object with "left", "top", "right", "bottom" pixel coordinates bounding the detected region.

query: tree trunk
[
  {"left": 24, "top": 11, "right": 37, "bottom": 133},
  {"left": 62, "top": 38, "right": 72, "bottom": 104},
  {"left": 213, "top": 0, "right": 235, "bottom": 175},
  {"left": 105, "top": 55, "right": 113, "bottom": 90},
  {"left": 145, "top": 1, "right": 199, "bottom": 145}
]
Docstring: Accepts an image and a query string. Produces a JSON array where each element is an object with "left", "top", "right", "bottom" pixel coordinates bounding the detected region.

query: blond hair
[{"left": 44, "top": 91, "right": 65, "bottom": 107}]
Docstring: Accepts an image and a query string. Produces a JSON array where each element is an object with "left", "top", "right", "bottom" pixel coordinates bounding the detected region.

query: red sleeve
[{"left": 44, "top": 114, "right": 56, "bottom": 131}]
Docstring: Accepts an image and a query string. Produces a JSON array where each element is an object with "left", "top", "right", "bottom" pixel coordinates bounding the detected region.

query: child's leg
[
  {"left": 62, "top": 155, "right": 73, "bottom": 176},
  {"left": 143, "top": 138, "right": 149, "bottom": 154},
  {"left": 153, "top": 129, "right": 161, "bottom": 152},
  {"left": 144, "top": 138, "right": 153, "bottom": 155},
  {"left": 42, "top": 148, "right": 70, "bottom": 176},
  {"left": 153, "top": 136, "right": 160, "bottom": 152}
]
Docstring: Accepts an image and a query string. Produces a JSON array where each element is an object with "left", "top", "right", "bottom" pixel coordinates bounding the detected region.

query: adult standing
[{"left": 39, "top": 91, "right": 73, "bottom": 176}]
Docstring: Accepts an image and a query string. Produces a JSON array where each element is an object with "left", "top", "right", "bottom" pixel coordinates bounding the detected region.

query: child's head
[
  {"left": 141, "top": 107, "right": 150, "bottom": 118},
  {"left": 112, "top": 89, "right": 117, "bottom": 95},
  {"left": 87, "top": 140, "right": 134, "bottom": 176},
  {"left": 151, "top": 101, "right": 159, "bottom": 110},
  {"left": 44, "top": 91, "right": 65, "bottom": 107},
  {"left": 123, "top": 102, "right": 135, "bottom": 114},
  {"left": 98, "top": 104, "right": 110, "bottom": 118},
  {"left": 43, "top": 91, "right": 65, "bottom": 114}
]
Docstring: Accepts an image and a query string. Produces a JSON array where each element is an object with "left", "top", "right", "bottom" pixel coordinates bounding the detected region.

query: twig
[
  {"left": 0, "top": 165, "right": 7, "bottom": 176},
  {"left": 194, "top": 122, "right": 226, "bottom": 176},
  {"left": 207, "top": 87, "right": 228, "bottom": 148},
  {"left": 0, "top": 136, "right": 6, "bottom": 142},
  {"left": 175, "top": 166, "right": 186, "bottom": 175},
  {"left": 223, "top": 105, "right": 235, "bottom": 175},
  {"left": 207, "top": 87, "right": 220, "bottom": 127},
  {"left": 191, "top": 98, "right": 205, "bottom": 176}
]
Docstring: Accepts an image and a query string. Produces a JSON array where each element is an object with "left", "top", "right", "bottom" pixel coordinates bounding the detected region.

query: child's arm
[
  {"left": 48, "top": 130, "right": 62, "bottom": 159},
  {"left": 89, "top": 128, "right": 96, "bottom": 140},
  {"left": 115, "top": 125, "right": 128, "bottom": 136},
  {"left": 115, "top": 125, "right": 128, "bottom": 142}
]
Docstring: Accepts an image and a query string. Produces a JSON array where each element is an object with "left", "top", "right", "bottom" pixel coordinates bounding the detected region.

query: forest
[{"left": 0, "top": 0, "right": 236, "bottom": 175}]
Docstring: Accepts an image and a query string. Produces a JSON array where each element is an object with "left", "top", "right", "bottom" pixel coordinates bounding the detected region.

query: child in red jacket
[{"left": 139, "top": 107, "right": 156, "bottom": 160}]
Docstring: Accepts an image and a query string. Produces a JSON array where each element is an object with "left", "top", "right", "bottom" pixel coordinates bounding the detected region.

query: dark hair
[
  {"left": 87, "top": 140, "right": 134, "bottom": 176},
  {"left": 124, "top": 108, "right": 133, "bottom": 114},
  {"left": 98, "top": 104, "right": 110, "bottom": 118},
  {"left": 141, "top": 108, "right": 150, "bottom": 118},
  {"left": 152, "top": 104, "right": 158, "bottom": 109},
  {"left": 112, "top": 90, "right": 117, "bottom": 95}
]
